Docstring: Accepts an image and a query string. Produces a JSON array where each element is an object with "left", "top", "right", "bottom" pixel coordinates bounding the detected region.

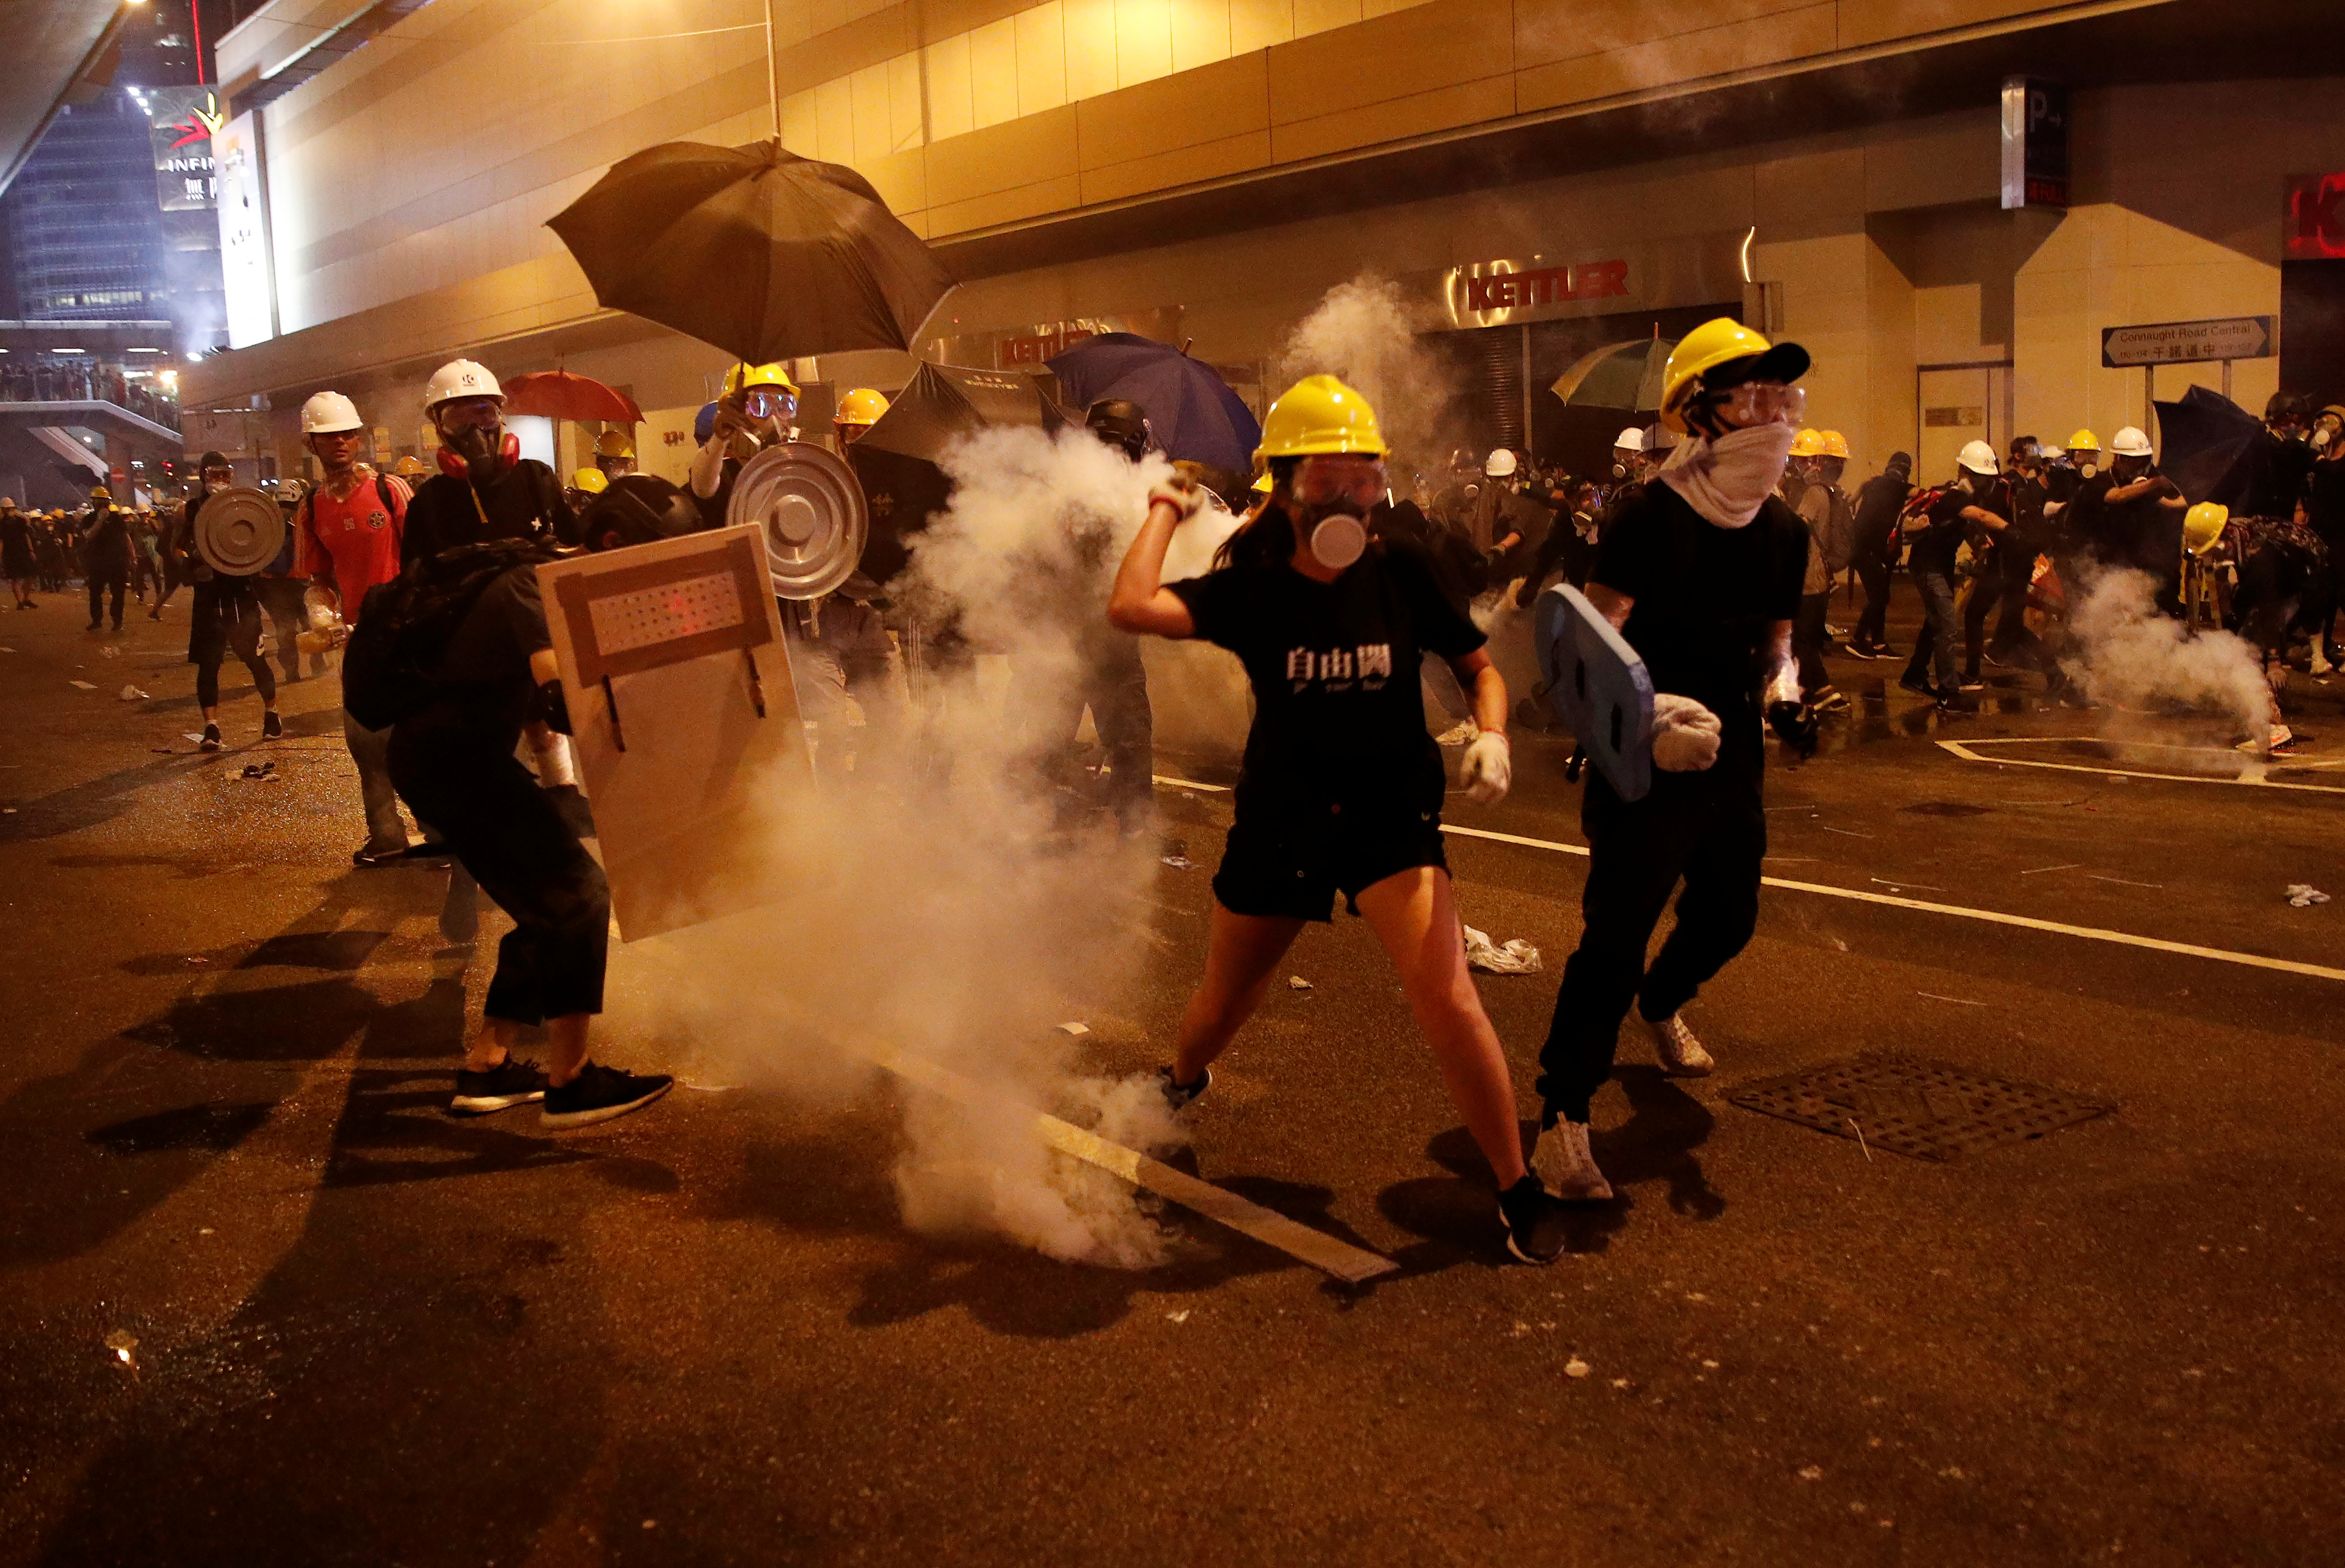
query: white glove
[
  {"left": 1460, "top": 731, "right": 1511, "bottom": 805},
  {"left": 1651, "top": 693, "right": 1721, "bottom": 773},
  {"left": 1148, "top": 472, "right": 1208, "bottom": 522}
]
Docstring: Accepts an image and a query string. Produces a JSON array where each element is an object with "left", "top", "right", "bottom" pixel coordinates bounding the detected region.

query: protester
[
  {"left": 1793, "top": 429, "right": 1851, "bottom": 711},
  {"left": 1845, "top": 452, "right": 1910, "bottom": 658},
  {"left": 2307, "top": 403, "right": 2345, "bottom": 668},
  {"left": 174, "top": 453, "right": 283, "bottom": 751},
  {"left": 1, "top": 499, "right": 32, "bottom": 609},
  {"left": 78, "top": 485, "right": 133, "bottom": 631},
  {"left": 591, "top": 429, "right": 636, "bottom": 483},
  {"left": 1902, "top": 441, "right": 2008, "bottom": 706},
  {"left": 291, "top": 390, "right": 415, "bottom": 866},
  {"left": 1981, "top": 436, "right": 2049, "bottom": 671},
  {"left": 689, "top": 361, "right": 798, "bottom": 526},
  {"left": 402, "top": 360, "right": 576, "bottom": 566},
  {"left": 1107, "top": 374, "right": 1562, "bottom": 1264},
  {"left": 1531, "top": 318, "right": 1815, "bottom": 1205}
]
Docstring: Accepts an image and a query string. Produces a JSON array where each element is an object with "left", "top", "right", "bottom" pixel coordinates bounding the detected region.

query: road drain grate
[{"left": 1728, "top": 1054, "right": 2115, "bottom": 1161}]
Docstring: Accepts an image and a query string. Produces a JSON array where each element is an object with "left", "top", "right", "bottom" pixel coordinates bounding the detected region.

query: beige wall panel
[
  {"left": 1270, "top": 76, "right": 1513, "bottom": 166},
  {"left": 773, "top": 0, "right": 818, "bottom": 49},
  {"left": 857, "top": 147, "right": 931, "bottom": 216},
  {"left": 1080, "top": 129, "right": 1275, "bottom": 204},
  {"left": 1913, "top": 283, "right": 1997, "bottom": 363},
  {"left": 1512, "top": 0, "right": 1817, "bottom": 73},
  {"left": 1265, "top": 0, "right": 1511, "bottom": 126},
  {"left": 1229, "top": 0, "right": 1297, "bottom": 52},
  {"left": 1015, "top": 5, "right": 1071, "bottom": 114},
  {"left": 889, "top": 52, "right": 928, "bottom": 151},
  {"left": 816, "top": 78, "right": 856, "bottom": 160},
  {"left": 1752, "top": 145, "right": 1866, "bottom": 240},
  {"left": 1836, "top": 0, "right": 2077, "bottom": 50},
  {"left": 1077, "top": 52, "right": 1269, "bottom": 169},
  {"left": 1860, "top": 109, "right": 1998, "bottom": 213},
  {"left": 810, "top": 0, "right": 852, "bottom": 35},
  {"left": 1516, "top": 4, "right": 1834, "bottom": 113},
  {"left": 968, "top": 20, "right": 1021, "bottom": 130},
  {"left": 1115, "top": 0, "right": 1177, "bottom": 86},
  {"left": 774, "top": 6, "right": 914, "bottom": 96},
  {"left": 1292, "top": 0, "right": 1363, "bottom": 38},
  {"left": 781, "top": 89, "right": 822, "bottom": 153},
  {"left": 851, "top": 62, "right": 894, "bottom": 161},
  {"left": 927, "top": 34, "right": 979, "bottom": 142},
  {"left": 929, "top": 0, "right": 1052, "bottom": 41},
  {"left": 926, "top": 104, "right": 1081, "bottom": 204},
  {"left": 1172, "top": 0, "right": 1236, "bottom": 72},
  {"left": 1757, "top": 232, "right": 1874, "bottom": 468},
  {"left": 928, "top": 174, "right": 1088, "bottom": 234},
  {"left": 1064, "top": 0, "right": 1122, "bottom": 99},
  {"left": 1864, "top": 229, "right": 1917, "bottom": 471}
]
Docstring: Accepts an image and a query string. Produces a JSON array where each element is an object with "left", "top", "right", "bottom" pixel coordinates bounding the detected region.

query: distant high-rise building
[{"left": 2, "top": 90, "right": 169, "bottom": 323}]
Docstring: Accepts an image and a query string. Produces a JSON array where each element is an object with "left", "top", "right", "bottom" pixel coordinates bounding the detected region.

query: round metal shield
[
  {"left": 193, "top": 487, "right": 287, "bottom": 577},
  {"left": 727, "top": 442, "right": 869, "bottom": 600}
]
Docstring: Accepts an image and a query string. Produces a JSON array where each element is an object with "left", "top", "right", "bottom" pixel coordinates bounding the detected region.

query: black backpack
[{"left": 342, "top": 538, "right": 556, "bottom": 731}]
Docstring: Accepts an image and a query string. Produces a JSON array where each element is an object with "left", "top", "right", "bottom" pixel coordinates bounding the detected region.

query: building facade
[{"left": 188, "top": 0, "right": 2341, "bottom": 493}]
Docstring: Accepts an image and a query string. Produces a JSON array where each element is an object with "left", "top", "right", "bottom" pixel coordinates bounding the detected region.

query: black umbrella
[
  {"left": 2152, "top": 384, "right": 2263, "bottom": 507},
  {"left": 546, "top": 139, "right": 954, "bottom": 362},
  {"left": 848, "top": 362, "right": 1079, "bottom": 582}
]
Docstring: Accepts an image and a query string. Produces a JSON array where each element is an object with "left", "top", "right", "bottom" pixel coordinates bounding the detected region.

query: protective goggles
[
  {"left": 1711, "top": 381, "right": 1807, "bottom": 428},
  {"left": 1288, "top": 454, "right": 1387, "bottom": 511},
  {"left": 434, "top": 397, "right": 503, "bottom": 431},
  {"left": 742, "top": 388, "right": 797, "bottom": 422}
]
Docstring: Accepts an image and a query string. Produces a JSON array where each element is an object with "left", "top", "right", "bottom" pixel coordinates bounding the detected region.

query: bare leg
[
  {"left": 462, "top": 1017, "right": 519, "bottom": 1073},
  {"left": 1171, "top": 904, "right": 1306, "bottom": 1084},
  {"left": 1352, "top": 866, "right": 1530, "bottom": 1188},
  {"left": 542, "top": 1016, "right": 591, "bottom": 1085}
]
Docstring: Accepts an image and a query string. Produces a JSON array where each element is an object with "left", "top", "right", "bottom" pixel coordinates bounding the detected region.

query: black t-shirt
[
  {"left": 2087, "top": 470, "right": 2179, "bottom": 570},
  {"left": 2245, "top": 432, "right": 2314, "bottom": 521},
  {"left": 2002, "top": 473, "right": 2047, "bottom": 546},
  {"left": 1911, "top": 481, "right": 2007, "bottom": 575},
  {"left": 1168, "top": 522, "right": 1483, "bottom": 827},
  {"left": 1592, "top": 480, "right": 1805, "bottom": 752},
  {"left": 2308, "top": 450, "right": 2345, "bottom": 541},
  {"left": 403, "top": 461, "right": 573, "bottom": 568},
  {"left": 1851, "top": 471, "right": 1910, "bottom": 545},
  {"left": 428, "top": 564, "right": 554, "bottom": 737}
]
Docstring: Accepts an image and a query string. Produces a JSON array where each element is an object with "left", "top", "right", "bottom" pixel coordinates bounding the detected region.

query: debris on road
[
  {"left": 1564, "top": 1356, "right": 1591, "bottom": 1378},
  {"left": 103, "top": 1330, "right": 137, "bottom": 1369},
  {"left": 118, "top": 685, "right": 147, "bottom": 701},
  {"left": 1160, "top": 854, "right": 1193, "bottom": 869},
  {"left": 1464, "top": 925, "right": 1541, "bottom": 974},
  {"left": 1055, "top": 1021, "right": 1089, "bottom": 1036},
  {"left": 2286, "top": 884, "right": 2329, "bottom": 908},
  {"left": 236, "top": 761, "right": 278, "bottom": 782},
  {"left": 1288, "top": 975, "right": 1312, "bottom": 990},
  {"left": 67, "top": 680, "right": 96, "bottom": 690}
]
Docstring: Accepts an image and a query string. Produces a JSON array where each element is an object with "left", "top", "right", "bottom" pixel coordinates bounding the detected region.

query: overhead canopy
[{"left": 0, "top": 0, "right": 127, "bottom": 199}]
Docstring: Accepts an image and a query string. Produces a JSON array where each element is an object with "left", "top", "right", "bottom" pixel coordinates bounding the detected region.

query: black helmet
[
  {"left": 579, "top": 475, "right": 703, "bottom": 552},
  {"left": 2265, "top": 390, "right": 2311, "bottom": 425},
  {"left": 197, "top": 450, "right": 231, "bottom": 471},
  {"left": 1084, "top": 398, "right": 1150, "bottom": 460}
]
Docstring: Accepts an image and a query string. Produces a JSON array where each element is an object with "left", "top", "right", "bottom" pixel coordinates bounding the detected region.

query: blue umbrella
[{"left": 1044, "top": 332, "right": 1261, "bottom": 473}]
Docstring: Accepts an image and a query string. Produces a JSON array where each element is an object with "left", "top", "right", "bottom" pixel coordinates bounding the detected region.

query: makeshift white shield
[
  {"left": 1534, "top": 583, "right": 1655, "bottom": 801},
  {"left": 537, "top": 523, "right": 815, "bottom": 939}
]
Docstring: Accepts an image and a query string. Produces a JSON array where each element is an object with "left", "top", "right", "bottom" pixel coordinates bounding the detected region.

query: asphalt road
[{"left": 2, "top": 585, "right": 2341, "bottom": 1567}]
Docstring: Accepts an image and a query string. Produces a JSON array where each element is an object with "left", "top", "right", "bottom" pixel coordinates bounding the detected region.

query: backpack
[{"left": 341, "top": 537, "right": 555, "bottom": 731}]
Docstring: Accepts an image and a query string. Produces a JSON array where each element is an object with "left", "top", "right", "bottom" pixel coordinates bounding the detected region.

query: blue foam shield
[{"left": 1534, "top": 584, "right": 1655, "bottom": 801}]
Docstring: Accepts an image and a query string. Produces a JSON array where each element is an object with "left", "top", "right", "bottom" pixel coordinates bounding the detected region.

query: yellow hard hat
[
  {"left": 593, "top": 430, "right": 635, "bottom": 459},
  {"left": 1818, "top": 430, "right": 1850, "bottom": 459},
  {"left": 1255, "top": 374, "right": 1387, "bottom": 460},
  {"left": 1789, "top": 427, "right": 1825, "bottom": 458},
  {"left": 835, "top": 387, "right": 890, "bottom": 427},
  {"left": 90, "top": 485, "right": 111, "bottom": 501},
  {"left": 391, "top": 454, "right": 428, "bottom": 478},
  {"left": 572, "top": 467, "right": 609, "bottom": 495},
  {"left": 2183, "top": 501, "right": 2228, "bottom": 557},
  {"left": 2067, "top": 428, "right": 2101, "bottom": 453},
  {"left": 722, "top": 361, "right": 798, "bottom": 399},
  {"left": 1252, "top": 470, "right": 1274, "bottom": 494},
  {"left": 1659, "top": 318, "right": 1809, "bottom": 434}
]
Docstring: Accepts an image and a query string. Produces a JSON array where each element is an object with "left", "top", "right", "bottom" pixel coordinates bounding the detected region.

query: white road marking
[{"left": 1938, "top": 737, "right": 2345, "bottom": 794}]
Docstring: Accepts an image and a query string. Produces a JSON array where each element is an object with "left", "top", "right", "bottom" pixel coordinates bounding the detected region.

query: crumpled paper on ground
[
  {"left": 1464, "top": 925, "right": 1541, "bottom": 974},
  {"left": 2285, "top": 883, "right": 2330, "bottom": 908}
]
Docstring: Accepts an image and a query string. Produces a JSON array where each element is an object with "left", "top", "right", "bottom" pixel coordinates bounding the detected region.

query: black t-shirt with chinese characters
[
  {"left": 1168, "top": 520, "right": 1484, "bottom": 827},
  {"left": 1591, "top": 480, "right": 1807, "bottom": 754}
]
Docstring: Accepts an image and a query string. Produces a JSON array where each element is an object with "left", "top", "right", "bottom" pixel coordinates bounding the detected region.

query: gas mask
[
  {"left": 2315, "top": 420, "right": 2339, "bottom": 450},
  {"left": 203, "top": 476, "right": 231, "bottom": 495},
  {"left": 445, "top": 422, "right": 501, "bottom": 464},
  {"left": 2076, "top": 459, "right": 2098, "bottom": 479},
  {"left": 1288, "top": 454, "right": 1385, "bottom": 572}
]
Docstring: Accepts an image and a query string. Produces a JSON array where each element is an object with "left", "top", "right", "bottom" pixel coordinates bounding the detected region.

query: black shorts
[{"left": 1211, "top": 811, "right": 1450, "bottom": 923}]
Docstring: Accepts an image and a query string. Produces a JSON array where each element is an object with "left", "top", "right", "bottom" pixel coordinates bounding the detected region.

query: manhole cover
[{"left": 1729, "top": 1054, "right": 2114, "bottom": 1161}]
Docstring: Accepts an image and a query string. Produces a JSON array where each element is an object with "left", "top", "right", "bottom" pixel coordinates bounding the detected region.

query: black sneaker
[
  {"left": 1157, "top": 1065, "right": 1211, "bottom": 1114},
  {"left": 1498, "top": 1175, "right": 1566, "bottom": 1264},
  {"left": 450, "top": 1055, "right": 550, "bottom": 1115},
  {"left": 542, "top": 1062, "right": 673, "bottom": 1129},
  {"left": 262, "top": 710, "right": 283, "bottom": 739},
  {"left": 1898, "top": 674, "right": 1939, "bottom": 700},
  {"left": 352, "top": 841, "right": 412, "bottom": 867},
  {"left": 199, "top": 723, "right": 222, "bottom": 752}
]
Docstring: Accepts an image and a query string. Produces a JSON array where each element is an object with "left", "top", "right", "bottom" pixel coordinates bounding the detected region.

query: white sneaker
[
  {"left": 2312, "top": 649, "right": 2334, "bottom": 677},
  {"left": 1532, "top": 1119, "right": 1614, "bottom": 1202},
  {"left": 1646, "top": 1012, "right": 1714, "bottom": 1076}
]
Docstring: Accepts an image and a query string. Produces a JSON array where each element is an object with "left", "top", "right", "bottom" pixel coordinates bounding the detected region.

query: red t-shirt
[{"left": 295, "top": 471, "right": 407, "bottom": 617}]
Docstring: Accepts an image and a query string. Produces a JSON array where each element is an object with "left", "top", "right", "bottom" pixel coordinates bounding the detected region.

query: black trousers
[
  {"left": 87, "top": 570, "right": 125, "bottom": 627},
  {"left": 1852, "top": 536, "right": 1893, "bottom": 646},
  {"left": 1987, "top": 542, "right": 2038, "bottom": 660},
  {"left": 1024, "top": 626, "right": 1153, "bottom": 820},
  {"left": 1536, "top": 746, "right": 1766, "bottom": 1124},
  {"left": 190, "top": 581, "right": 277, "bottom": 709},
  {"left": 1795, "top": 590, "right": 1831, "bottom": 695},
  {"left": 389, "top": 714, "right": 610, "bottom": 1024}
]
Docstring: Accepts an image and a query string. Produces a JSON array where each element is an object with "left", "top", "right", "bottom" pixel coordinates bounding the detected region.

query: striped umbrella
[{"left": 1549, "top": 337, "right": 1675, "bottom": 412}]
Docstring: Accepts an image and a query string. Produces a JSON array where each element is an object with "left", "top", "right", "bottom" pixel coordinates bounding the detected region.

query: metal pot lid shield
[
  {"left": 193, "top": 487, "right": 287, "bottom": 577},
  {"left": 727, "top": 442, "right": 869, "bottom": 600}
]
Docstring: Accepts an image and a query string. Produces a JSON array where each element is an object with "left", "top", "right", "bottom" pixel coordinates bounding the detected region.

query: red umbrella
[{"left": 500, "top": 370, "right": 643, "bottom": 424}]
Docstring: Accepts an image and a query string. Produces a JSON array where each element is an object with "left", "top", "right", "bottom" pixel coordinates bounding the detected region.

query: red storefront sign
[
  {"left": 1458, "top": 260, "right": 1629, "bottom": 314},
  {"left": 2286, "top": 171, "right": 2345, "bottom": 260},
  {"left": 995, "top": 328, "right": 1097, "bottom": 367}
]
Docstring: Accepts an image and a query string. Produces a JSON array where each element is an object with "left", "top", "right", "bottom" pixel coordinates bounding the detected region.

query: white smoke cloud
[
  {"left": 1271, "top": 274, "right": 1470, "bottom": 484},
  {"left": 2067, "top": 565, "right": 2272, "bottom": 734},
  {"left": 603, "top": 426, "right": 1208, "bottom": 1268}
]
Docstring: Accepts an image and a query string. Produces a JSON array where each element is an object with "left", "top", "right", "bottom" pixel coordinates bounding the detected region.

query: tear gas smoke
[
  {"left": 2066, "top": 566, "right": 2271, "bottom": 734},
  {"left": 605, "top": 427, "right": 1209, "bottom": 1268},
  {"left": 1273, "top": 275, "right": 1469, "bottom": 483}
]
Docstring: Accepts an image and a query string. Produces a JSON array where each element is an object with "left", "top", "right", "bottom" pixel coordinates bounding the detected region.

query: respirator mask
[
  {"left": 1288, "top": 454, "right": 1385, "bottom": 571},
  {"left": 2313, "top": 418, "right": 2338, "bottom": 450}
]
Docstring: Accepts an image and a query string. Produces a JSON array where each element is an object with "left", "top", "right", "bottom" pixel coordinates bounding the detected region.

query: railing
[{"left": 0, "top": 366, "right": 181, "bottom": 432}]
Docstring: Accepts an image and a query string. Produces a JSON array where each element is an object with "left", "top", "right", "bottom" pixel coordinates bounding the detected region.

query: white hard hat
[
  {"left": 300, "top": 390, "right": 363, "bottom": 434},
  {"left": 2110, "top": 425, "right": 2153, "bottom": 457},
  {"left": 2039, "top": 443, "right": 2064, "bottom": 460},
  {"left": 424, "top": 359, "right": 503, "bottom": 410},
  {"left": 1957, "top": 439, "right": 1999, "bottom": 476},
  {"left": 1484, "top": 448, "right": 1518, "bottom": 477},
  {"left": 1642, "top": 422, "right": 1678, "bottom": 454},
  {"left": 1613, "top": 426, "right": 1646, "bottom": 451}
]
